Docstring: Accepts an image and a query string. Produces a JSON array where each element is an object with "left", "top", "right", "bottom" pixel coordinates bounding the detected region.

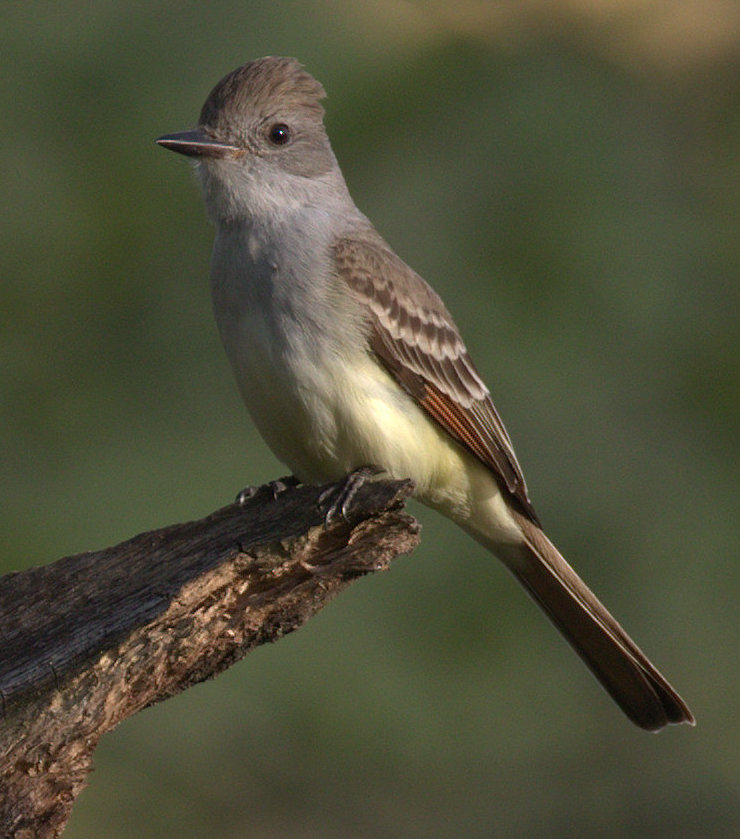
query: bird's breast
[{"left": 208, "top": 221, "right": 489, "bottom": 520}]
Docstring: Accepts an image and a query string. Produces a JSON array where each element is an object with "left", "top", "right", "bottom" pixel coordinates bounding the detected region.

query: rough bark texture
[{"left": 0, "top": 477, "right": 419, "bottom": 838}]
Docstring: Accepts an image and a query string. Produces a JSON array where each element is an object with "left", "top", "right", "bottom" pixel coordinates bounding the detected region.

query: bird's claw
[
  {"left": 235, "top": 475, "right": 301, "bottom": 505},
  {"left": 318, "top": 466, "right": 384, "bottom": 525}
]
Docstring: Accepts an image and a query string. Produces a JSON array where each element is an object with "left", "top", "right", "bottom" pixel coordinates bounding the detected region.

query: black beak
[{"left": 156, "top": 129, "right": 244, "bottom": 159}]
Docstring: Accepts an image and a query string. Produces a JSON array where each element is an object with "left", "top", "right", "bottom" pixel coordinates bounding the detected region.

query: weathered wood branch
[{"left": 0, "top": 477, "right": 419, "bottom": 838}]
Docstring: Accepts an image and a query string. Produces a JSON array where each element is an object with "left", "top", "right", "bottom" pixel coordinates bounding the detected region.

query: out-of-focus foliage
[{"left": 1, "top": 2, "right": 737, "bottom": 837}]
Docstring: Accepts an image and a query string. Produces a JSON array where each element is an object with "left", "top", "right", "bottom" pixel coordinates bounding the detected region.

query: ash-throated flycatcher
[{"left": 157, "top": 57, "right": 693, "bottom": 730}]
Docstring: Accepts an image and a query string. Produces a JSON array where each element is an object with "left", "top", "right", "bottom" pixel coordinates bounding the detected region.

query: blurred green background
[{"left": 1, "top": 1, "right": 738, "bottom": 837}]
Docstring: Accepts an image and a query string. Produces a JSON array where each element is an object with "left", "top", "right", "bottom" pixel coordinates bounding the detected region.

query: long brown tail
[{"left": 502, "top": 512, "right": 694, "bottom": 731}]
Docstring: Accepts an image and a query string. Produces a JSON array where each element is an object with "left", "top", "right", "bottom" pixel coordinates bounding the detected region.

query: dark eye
[{"left": 267, "top": 123, "right": 291, "bottom": 145}]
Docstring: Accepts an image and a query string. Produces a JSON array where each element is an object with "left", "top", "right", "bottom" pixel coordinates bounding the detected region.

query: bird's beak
[{"left": 156, "top": 129, "right": 244, "bottom": 159}]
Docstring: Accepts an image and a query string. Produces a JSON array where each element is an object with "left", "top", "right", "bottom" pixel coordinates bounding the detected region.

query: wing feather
[{"left": 333, "top": 229, "right": 538, "bottom": 523}]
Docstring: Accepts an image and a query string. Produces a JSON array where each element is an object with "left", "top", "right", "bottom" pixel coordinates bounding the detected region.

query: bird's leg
[{"left": 318, "top": 465, "right": 385, "bottom": 524}]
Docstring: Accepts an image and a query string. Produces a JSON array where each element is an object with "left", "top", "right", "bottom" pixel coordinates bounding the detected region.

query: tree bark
[{"left": 0, "top": 477, "right": 419, "bottom": 838}]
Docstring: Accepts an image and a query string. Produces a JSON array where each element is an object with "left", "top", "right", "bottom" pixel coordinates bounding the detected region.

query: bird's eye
[{"left": 267, "top": 123, "right": 291, "bottom": 145}]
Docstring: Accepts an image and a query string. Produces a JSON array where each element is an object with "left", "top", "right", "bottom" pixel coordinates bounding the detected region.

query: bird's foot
[
  {"left": 235, "top": 475, "right": 302, "bottom": 505},
  {"left": 318, "top": 466, "right": 384, "bottom": 525}
]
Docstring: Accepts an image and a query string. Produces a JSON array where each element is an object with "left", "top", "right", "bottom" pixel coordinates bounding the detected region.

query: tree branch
[{"left": 0, "top": 477, "right": 419, "bottom": 838}]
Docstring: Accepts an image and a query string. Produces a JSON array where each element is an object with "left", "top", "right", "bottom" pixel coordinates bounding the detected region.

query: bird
[{"left": 157, "top": 56, "right": 694, "bottom": 731}]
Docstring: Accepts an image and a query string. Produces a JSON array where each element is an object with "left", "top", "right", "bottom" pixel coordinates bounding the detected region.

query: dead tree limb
[{"left": 0, "top": 477, "right": 419, "bottom": 838}]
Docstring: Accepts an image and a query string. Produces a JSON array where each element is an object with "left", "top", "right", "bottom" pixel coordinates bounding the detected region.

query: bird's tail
[{"left": 487, "top": 511, "right": 694, "bottom": 731}]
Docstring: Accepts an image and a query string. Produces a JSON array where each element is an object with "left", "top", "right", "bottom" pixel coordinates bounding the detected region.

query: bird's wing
[{"left": 333, "top": 229, "right": 538, "bottom": 523}]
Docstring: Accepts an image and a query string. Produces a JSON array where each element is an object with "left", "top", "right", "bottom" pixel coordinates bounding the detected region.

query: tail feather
[{"left": 506, "top": 513, "right": 694, "bottom": 731}]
